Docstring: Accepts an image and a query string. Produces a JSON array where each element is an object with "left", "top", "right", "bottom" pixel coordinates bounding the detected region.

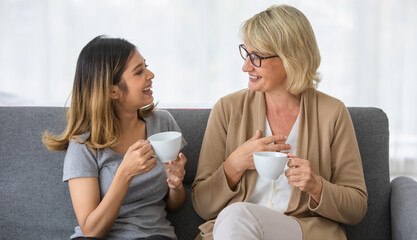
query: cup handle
[{"left": 284, "top": 157, "right": 294, "bottom": 173}]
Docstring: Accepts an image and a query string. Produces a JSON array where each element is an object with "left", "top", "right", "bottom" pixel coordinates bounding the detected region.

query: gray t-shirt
[{"left": 63, "top": 110, "right": 187, "bottom": 240}]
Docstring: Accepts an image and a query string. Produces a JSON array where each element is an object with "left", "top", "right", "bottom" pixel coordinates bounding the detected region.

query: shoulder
[
  {"left": 213, "top": 88, "right": 260, "bottom": 112},
  {"left": 66, "top": 132, "right": 95, "bottom": 158},
  {"left": 316, "top": 90, "right": 348, "bottom": 120},
  {"left": 70, "top": 132, "right": 90, "bottom": 143},
  {"left": 218, "top": 88, "right": 256, "bottom": 105},
  {"left": 303, "top": 89, "right": 350, "bottom": 124},
  {"left": 64, "top": 133, "right": 99, "bottom": 181},
  {"left": 316, "top": 90, "right": 344, "bottom": 106},
  {"left": 144, "top": 109, "right": 176, "bottom": 125},
  {"left": 208, "top": 89, "right": 263, "bottom": 129},
  {"left": 304, "top": 88, "right": 345, "bottom": 111},
  {"left": 148, "top": 109, "right": 174, "bottom": 120},
  {"left": 144, "top": 109, "right": 181, "bottom": 134}
]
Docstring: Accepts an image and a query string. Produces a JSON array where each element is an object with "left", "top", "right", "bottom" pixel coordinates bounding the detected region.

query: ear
[{"left": 110, "top": 85, "right": 120, "bottom": 99}]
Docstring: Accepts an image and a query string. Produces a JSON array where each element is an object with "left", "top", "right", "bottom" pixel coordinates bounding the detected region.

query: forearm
[
  {"left": 309, "top": 174, "right": 323, "bottom": 203},
  {"left": 223, "top": 157, "right": 245, "bottom": 190},
  {"left": 309, "top": 178, "right": 367, "bottom": 225},
  {"left": 192, "top": 163, "right": 241, "bottom": 220},
  {"left": 166, "top": 184, "right": 186, "bottom": 212},
  {"left": 80, "top": 170, "right": 132, "bottom": 238},
  {"left": 313, "top": 104, "right": 368, "bottom": 224}
]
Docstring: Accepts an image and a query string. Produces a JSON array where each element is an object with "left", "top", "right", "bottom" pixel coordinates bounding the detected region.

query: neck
[
  {"left": 265, "top": 90, "right": 301, "bottom": 112},
  {"left": 115, "top": 108, "right": 143, "bottom": 132}
]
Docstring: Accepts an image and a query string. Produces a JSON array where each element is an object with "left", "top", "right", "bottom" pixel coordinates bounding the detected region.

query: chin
[{"left": 248, "top": 84, "right": 263, "bottom": 93}]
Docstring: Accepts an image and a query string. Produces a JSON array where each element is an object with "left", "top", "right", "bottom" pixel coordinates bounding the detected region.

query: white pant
[{"left": 213, "top": 202, "right": 302, "bottom": 240}]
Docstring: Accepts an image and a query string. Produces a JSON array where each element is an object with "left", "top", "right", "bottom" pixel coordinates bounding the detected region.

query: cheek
[
  {"left": 276, "top": 63, "right": 287, "bottom": 78},
  {"left": 268, "top": 68, "right": 287, "bottom": 83}
]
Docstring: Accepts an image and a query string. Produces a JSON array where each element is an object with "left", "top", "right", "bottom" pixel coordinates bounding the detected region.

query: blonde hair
[
  {"left": 42, "top": 36, "right": 155, "bottom": 153},
  {"left": 241, "top": 4, "right": 321, "bottom": 94}
]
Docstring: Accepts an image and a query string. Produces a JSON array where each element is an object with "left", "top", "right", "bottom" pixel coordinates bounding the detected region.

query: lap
[{"left": 214, "top": 202, "right": 302, "bottom": 240}]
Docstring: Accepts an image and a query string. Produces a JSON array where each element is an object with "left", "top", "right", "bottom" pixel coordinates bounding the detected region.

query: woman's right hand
[
  {"left": 223, "top": 130, "right": 290, "bottom": 189},
  {"left": 119, "top": 139, "right": 157, "bottom": 180}
]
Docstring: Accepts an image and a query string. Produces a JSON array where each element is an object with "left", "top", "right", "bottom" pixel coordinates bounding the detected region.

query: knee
[
  {"left": 217, "top": 202, "right": 252, "bottom": 221},
  {"left": 214, "top": 202, "right": 262, "bottom": 239}
]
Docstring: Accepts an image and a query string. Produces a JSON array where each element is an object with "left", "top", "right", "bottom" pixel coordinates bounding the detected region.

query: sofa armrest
[{"left": 390, "top": 176, "right": 417, "bottom": 240}]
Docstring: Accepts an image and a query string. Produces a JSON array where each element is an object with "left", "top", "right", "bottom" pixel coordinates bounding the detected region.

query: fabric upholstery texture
[
  {"left": 390, "top": 176, "right": 417, "bottom": 240},
  {"left": 0, "top": 107, "right": 416, "bottom": 240}
]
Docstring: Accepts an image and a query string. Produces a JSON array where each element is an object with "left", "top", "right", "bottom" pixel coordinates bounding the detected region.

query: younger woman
[{"left": 43, "top": 35, "right": 187, "bottom": 240}]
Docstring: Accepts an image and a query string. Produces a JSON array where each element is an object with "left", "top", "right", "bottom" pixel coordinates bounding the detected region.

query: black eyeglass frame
[{"left": 239, "top": 44, "right": 279, "bottom": 68}]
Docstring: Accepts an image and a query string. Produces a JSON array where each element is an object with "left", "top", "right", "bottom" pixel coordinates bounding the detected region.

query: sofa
[{"left": 1, "top": 106, "right": 416, "bottom": 240}]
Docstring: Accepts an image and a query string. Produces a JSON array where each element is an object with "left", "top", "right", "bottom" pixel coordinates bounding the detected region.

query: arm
[
  {"left": 391, "top": 176, "right": 417, "bottom": 240},
  {"left": 192, "top": 99, "right": 246, "bottom": 220},
  {"left": 308, "top": 104, "right": 368, "bottom": 225},
  {"left": 69, "top": 140, "right": 156, "bottom": 238}
]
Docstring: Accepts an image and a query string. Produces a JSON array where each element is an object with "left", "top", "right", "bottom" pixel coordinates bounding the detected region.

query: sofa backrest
[
  {"left": 0, "top": 107, "right": 75, "bottom": 238},
  {"left": 167, "top": 109, "right": 211, "bottom": 185},
  {"left": 0, "top": 107, "right": 390, "bottom": 240}
]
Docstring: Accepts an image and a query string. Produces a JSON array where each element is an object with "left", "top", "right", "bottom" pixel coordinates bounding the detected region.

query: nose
[
  {"left": 242, "top": 57, "right": 254, "bottom": 73},
  {"left": 147, "top": 68, "right": 155, "bottom": 80}
]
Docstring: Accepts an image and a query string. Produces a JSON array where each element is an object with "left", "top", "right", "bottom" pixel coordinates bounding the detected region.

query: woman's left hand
[
  {"left": 163, "top": 152, "right": 187, "bottom": 190},
  {"left": 285, "top": 153, "right": 323, "bottom": 203}
]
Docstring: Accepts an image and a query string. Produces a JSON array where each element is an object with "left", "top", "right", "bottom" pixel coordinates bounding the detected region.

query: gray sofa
[{"left": 1, "top": 106, "right": 416, "bottom": 240}]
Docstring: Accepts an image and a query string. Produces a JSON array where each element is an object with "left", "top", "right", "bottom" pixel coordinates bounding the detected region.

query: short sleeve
[
  {"left": 62, "top": 139, "right": 99, "bottom": 182},
  {"left": 165, "top": 111, "right": 188, "bottom": 149}
]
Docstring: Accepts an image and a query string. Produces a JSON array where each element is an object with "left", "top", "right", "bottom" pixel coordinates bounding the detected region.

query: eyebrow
[
  {"left": 132, "top": 63, "right": 143, "bottom": 72},
  {"left": 245, "top": 47, "right": 263, "bottom": 57},
  {"left": 252, "top": 50, "right": 266, "bottom": 57}
]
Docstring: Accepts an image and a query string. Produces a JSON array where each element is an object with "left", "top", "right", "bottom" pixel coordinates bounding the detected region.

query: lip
[
  {"left": 142, "top": 81, "right": 152, "bottom": 90},
  {"left": 142, "top": 82, "right": 153, "bottom": 95},
  {"left": 249, "top": 75, "right": 261, "bottom": 82},
  {"left": 144, "top": 81, "right": 152, "bottom": 89},
  {"left": 143, "top": 89, "right": 153, "bottom": 96}
]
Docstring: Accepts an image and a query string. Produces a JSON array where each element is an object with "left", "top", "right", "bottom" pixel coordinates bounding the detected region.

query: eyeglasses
[{"left": 239, "top": 44, "right": 279, "bottom": 68}]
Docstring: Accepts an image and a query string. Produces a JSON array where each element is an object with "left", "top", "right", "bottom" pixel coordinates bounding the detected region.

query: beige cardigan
[{"left": 191, "top": 88, "right": 368, "bottom": 240}]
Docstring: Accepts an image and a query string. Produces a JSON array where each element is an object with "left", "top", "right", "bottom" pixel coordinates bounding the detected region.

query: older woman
[{"left": 191, "top": 5, "right": 367, "bottom": 240}]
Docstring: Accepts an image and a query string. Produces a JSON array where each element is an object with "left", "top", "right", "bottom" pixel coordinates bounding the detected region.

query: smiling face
[
  {"left": 112, "top": 50, "right": 155, "bottom": 112},
  {"left": 241, "top": 43, "right": 287, "bottom": 94}
]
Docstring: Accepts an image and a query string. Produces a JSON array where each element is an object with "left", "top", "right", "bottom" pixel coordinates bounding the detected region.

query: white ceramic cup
[
  {"left": 148, "top": 131, "right": 182, "bottom": 163},
  {"left": 253, "top": 151, "right": 289, "bottom": 180}
]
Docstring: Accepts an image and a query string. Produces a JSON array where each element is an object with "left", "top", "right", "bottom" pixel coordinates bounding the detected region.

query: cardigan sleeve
[
  {"left": 308, "top": 103, "right": 368, "bottom": 225},
  {"left": 191, "top": 98, "right": 243, "bottom": 220}
]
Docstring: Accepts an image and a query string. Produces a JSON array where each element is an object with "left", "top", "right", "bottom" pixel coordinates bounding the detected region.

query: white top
[{"left": 247, "top": 114, "right": 299, "bottom": 212}]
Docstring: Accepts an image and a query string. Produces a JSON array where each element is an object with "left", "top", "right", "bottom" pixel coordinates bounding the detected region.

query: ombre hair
[
  {"left": 42, "top": 35, "right": 156, "bottom": 152},
  {"left": 241, "top": 4, "right": 321, "bottom": 94}
]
